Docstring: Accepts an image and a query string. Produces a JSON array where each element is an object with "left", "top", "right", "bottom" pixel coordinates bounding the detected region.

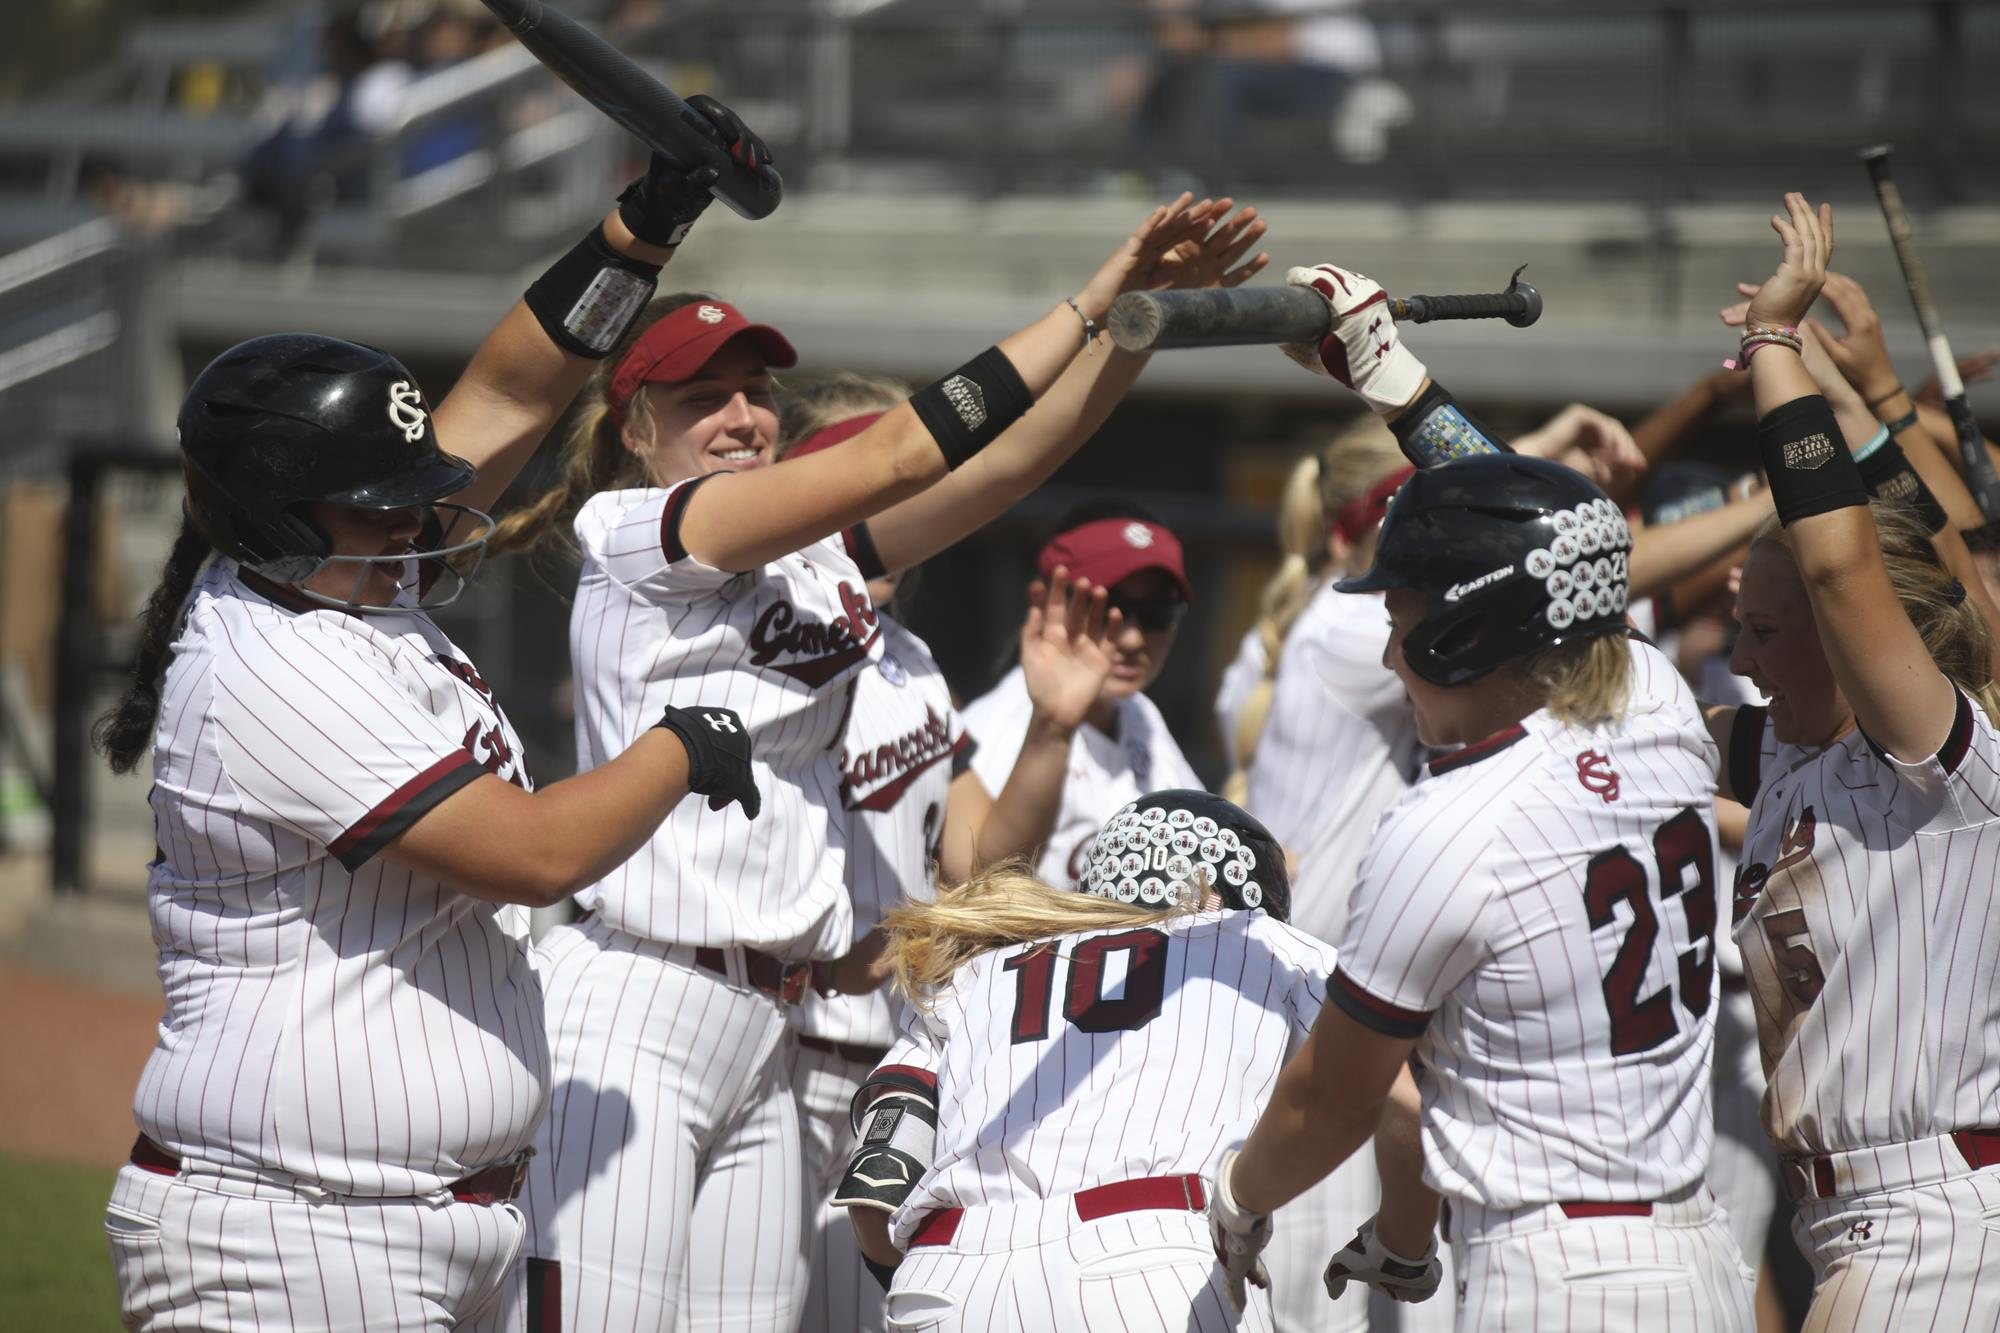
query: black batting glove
[
  {"left": 615, "top": 95, "right": 771, "bottom": 248},
  {"left": 655, "top": 705, "right": 760, "bottom": 819}
]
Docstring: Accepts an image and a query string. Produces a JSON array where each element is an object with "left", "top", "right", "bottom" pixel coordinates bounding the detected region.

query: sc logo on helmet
[{"left": 387, "top": 381, "right": 428, "bottom": 444}]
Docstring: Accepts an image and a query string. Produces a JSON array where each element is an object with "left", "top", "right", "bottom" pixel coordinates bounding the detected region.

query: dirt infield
[{"left": 0, "top": 964, "right": 159, "bottom": 1167}]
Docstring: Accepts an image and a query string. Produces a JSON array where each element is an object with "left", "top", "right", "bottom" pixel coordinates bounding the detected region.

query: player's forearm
[
  {"left": 970, "top": 714, "right": 1076, "bottom": 872},
  {"left": 1627, "top": 493, "right": 1772, "bottom": 600},
  {"left": 1371, "top": 1066, "right": 1439, "bottom": 1257},
  {"left": 1235, "top": 1074, "right": 1381, "bottom": 1216},
  {"left": 1631, "top": 370, "right": 1732, "bottom": 472},
  {"left": 865, "top": 347, "right": 1148, "bottom": 574},
  {"left": 847, "top": 1206, "right": 902, "bottom": 1269}
]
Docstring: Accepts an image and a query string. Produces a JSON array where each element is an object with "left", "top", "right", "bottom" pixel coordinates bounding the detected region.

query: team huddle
[{"left": 96, "top": 89, "right": 2000, "bottom": 1333}]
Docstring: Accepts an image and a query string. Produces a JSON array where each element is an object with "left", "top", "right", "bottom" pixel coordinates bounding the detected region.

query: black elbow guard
[{"left": 831, "top": 1090, "right": 937, "bottom": 1214}]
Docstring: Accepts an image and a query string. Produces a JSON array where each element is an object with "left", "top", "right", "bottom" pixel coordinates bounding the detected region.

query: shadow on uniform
[{"left": 536, "top": 1078, "right": 633, "bottom": 1215}]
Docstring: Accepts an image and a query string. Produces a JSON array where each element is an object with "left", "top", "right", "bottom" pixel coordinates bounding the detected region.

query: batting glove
[
  {"left": 616, "top": 94, "right": 770, "bottom": 248},
  {"left": 1279, "top": 263, "right": 1429, "bottom": 415},
  {"left": 1323, "top": 1216, "right": 1442, "bottom": 1304},
  {"left": 1207, "top": 1148, "right": 1273, "bottom": 1314},
  {"left": 655, "top": 705, "right": 761, "bottom": 819}
]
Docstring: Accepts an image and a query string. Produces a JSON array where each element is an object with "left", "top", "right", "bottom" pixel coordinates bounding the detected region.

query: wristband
[
  {"left": 1881, "top": 408, "right": 1921, "bottom": 439},
  {"left": 909, "top": 347, "right": 1034, "bottom": 470},
  {"left": 524, "top": 224, "right": 662, "bottom": 358},
  {"left": 1758, "top": 395, "right": 1868, "bottom": 527},
  {"left": 1390, "top": 381, "right": 1510, "bottom": 469},
  {"left": 1856, "top": 439, "right": 1949, "bottom": 534},
  {"left": 1852, "top": 424, "right": 1892, "bottom": 463},
  {"left": 1864, "top": 383, "right": 1907, "bottom": 409},
  {"left": 1065, "top": 298, "right": 1103, "bottom": 355}
]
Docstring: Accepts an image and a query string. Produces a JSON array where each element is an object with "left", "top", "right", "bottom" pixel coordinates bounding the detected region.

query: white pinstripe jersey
[
  {"left": 1334, "top": 638, "right": 1724, "bottom": 1209},
  {"left": 1728, "top": 689, "right": 2000, "bottom": 1157},
  {"left": 1237, "top": 585, "right": 1421, "bottom": 943},
  {"left": 133, "top": 561, "right": 546, "bottom": 1196},
  {"left": 570, "top": 481, "right": 883, "bottom": 957},
  {"left": 962, "top": 667, "right": 1201, "bottom": 887},
  {"left": 791, "top": 615, "right": 973, "bottom": 1047},
  {"left": 870, "top": 910, "right": 1336, "bottom": 1250}
]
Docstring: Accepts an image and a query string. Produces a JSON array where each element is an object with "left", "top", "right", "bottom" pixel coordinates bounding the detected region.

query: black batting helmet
[
  {"left": 1336, "top": 454, "right": 1631, "bottom": 686},
  {"left": 1080, "top": 790, "right": 1289, "bottom": 923},
  {"left": 178, "top": 334, "right": 478, "bottom": 585}
]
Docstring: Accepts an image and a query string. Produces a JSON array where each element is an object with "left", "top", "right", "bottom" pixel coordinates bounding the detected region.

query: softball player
[
  {"left": 98, "top": 141, "right": 761, "bottom": 1330},
  {"left": 962, "top": 502, "right": 1205, "bottom": 887},
  {"left": 1713, "top": 196, "right": 2000, "bottom": 1327},
  {"left": 1212, "top": 267, "right": 1753, "bottom": 1331},
  {"left": 836, "top": 791, "right": 1391, "bottom": 1332},
  {"left": 493, "top": 195, "right": 1265, "bottom": 1331},
  {"left": 773, "top": 399, "right": 1134, "bottom": 1333}
]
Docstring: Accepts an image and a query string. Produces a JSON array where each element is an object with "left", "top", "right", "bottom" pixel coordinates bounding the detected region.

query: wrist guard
[
  {"left": 525, "top": 225, "right": 661, "bottom": 358},
  {"left": 1857, "top": 438, "right": 1950, "bottom": 534},
  {"left": 655, "top": 705, "right": 760, "bottom": 819},
  {"left": 1391, "top": 381, "right": 1510, "bottom": 469},
  {"left": 832, "top": 1090, "right": 937, "bottom": 1214},
  {"left": 909, "top": 347, "right": 1033, "bottom": 470},
  {"left": 1758, "top": 395, "right": 1868, "bottom": 527}
]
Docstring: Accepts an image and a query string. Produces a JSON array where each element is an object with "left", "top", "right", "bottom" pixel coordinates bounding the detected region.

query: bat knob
[
  {"left": 1504, "top": 265, "right": 1543, "bottom": 329},
  {"left": 1859, "top": 143, "right": 1894, "bottom": 163}
]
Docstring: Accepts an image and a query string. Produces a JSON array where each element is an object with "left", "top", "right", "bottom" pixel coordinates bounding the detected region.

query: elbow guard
[{"left": 832, "top": 1090, "right": 937, "bottom": 1214}]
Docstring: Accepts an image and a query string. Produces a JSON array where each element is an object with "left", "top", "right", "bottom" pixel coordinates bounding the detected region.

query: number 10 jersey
[
  {"left": 1334, "top": 637, "right": 1724, "bottom": 1210},
  {"left": 871, "top": 909, "right": 1337, "bottom": 1251}
]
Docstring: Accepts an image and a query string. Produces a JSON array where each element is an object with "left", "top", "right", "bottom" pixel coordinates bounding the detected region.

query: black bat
[
  {"left": 1107, "top": 268, "right": 1541, "bottom": 353},
  {"left": 1861, "top": 144, "right": 2000, "bottom": 519},
  {"left": 478, "top": 0, "right": 782, "bottom": 220}
]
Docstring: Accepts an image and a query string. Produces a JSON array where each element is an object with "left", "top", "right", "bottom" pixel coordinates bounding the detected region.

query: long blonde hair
[
  {"left": 1223, "top": 419, "right": 1407, "bottom": 802},
  {"left": 1752, "top": 499, "right": 2000, "bottom": 721},
  {"left": 486, "top": 291, "right": 717, "bottom": 559},
  {"left": 882, "top": 860, "right": 1195, "bottom": 1007},
  {"left": 1524, "top": 632, "right": 1633, "bottom": 729}
]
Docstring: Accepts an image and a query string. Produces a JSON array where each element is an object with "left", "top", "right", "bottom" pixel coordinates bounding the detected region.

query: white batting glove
[
  {"left": 1279, "top": 264, "right": 1430, "bottom": 415},
  {"left": 1207, "top": 1148, "right": 1273, "bottom": 1314},
  {"left": 1322, "top": 1216, "right": 1442, "bottom": 1304}
]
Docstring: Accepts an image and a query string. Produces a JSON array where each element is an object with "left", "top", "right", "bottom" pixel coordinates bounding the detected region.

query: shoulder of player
[
  {"left": 571, "top": 484, "right": 670, "bottom": 553},
  {"left": 1239, "top": 913, "right": 1341, "bottom": 973},
  {"left": 1371, "top": 761, "right": 1514, "bottom": 866}
]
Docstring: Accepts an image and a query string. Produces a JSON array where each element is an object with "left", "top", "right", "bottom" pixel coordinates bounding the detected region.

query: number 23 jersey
[
  {"left": 873, "top": 910, "right": 1336, "bottom": 1250},
  {"left": 1334, "top": 637, "right": 1723, "bottom": 1210},
  {"left": 1729, "top": 689, "right": 2000, "bottom": 1158}
]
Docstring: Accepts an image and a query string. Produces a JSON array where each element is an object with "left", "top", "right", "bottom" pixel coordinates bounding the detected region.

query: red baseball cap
[
  {"left": 785, "top": 411, "right": 886, "bottom": 461},
  {"left": 1333, "top": 465, "right": 1416, "bottom": 544},
  {"left": 1038, "top": 517, "right": 1194, "bottom": 606},
  {"left": 608, "top": 300, "right": 797, "bottom": 423}
]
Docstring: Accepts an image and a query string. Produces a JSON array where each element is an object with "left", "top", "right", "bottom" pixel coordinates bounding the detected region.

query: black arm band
[
  {"left": 1857, "top": 439, "right": 1950, "bottom": 534},
  {"left": 1757, "top": 395, "right": 1869, "bottom": 527},
  {"left": 909, "top": 347, "right": 1034, "bottom": 471},
  {"left": 524, "top": 224, "right": 662, "bottom": 358},
  {"left": 1389, "top": 381, "right": 1511, "bottom": 469}
]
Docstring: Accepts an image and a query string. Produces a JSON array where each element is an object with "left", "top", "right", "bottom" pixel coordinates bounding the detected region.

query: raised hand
[
  {"left": 1513, "top": 403, "right": 1646, "bottom": 489},
  {"left": 1142, "top": 198, "right": 1271, "bottom": 293},
  {"left": 1743, "top": 192, "right": 1832, "bottom": 333},
  {"left": 1073, "top": 194, "right": 1222, "bottom": 320},
  {"left": 1019, "top": 567, "right": 1118, "bottom": 735},
  {"left": 1278, "top": 263, "right": 1429, "bottom": 415},
  {"left": 1807, "top": 272, "right": 1902, "bottom": 406}
]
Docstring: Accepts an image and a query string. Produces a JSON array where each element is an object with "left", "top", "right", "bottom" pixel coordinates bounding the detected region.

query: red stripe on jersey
[
  {"left": 1329, "top": 967, "right": 1432, "bottom": 1039},
  {"left": 1428, "top": 724, "right": 1527, "bottom": 777},
  {"left": 1729, "top": 705, "right": 1768, "bottom": 804},
  {"left": 328, "top": 750, "right": 481, "bottom": 870},
  {"left": 658, "top": 473, "right": 720, "bottom": 564},
  {"left": 841, "top": 522, "right": 888, "bottom": 581}
]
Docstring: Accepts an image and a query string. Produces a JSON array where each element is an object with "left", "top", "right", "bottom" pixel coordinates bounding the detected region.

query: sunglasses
[{"left": 1106, "top": 590, "right": 1187, "bottom": 631}]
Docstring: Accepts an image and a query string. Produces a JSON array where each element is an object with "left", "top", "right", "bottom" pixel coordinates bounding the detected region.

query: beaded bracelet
[{"left": 1723, "top": 330, "right": 1804, "bottom": 372}]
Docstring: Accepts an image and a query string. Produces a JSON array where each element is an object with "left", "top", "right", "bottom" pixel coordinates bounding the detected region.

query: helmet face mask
[
  {"left": 1337, "top": 455, "right": 1632, "bottom": 687},
  {"left": 178, "top": 334, "right": 487, "bottom": 615},
  {"left": 1080, "top": 789, "right": 1290, "bottom": 923}
]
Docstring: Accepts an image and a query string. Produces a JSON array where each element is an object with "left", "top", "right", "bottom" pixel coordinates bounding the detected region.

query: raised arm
[
  {"left": 1743, "top": 194, "right": 1957, "bottom": 762},
  {"left": 676, "top": 197, "right": 1246, "bottom": 573}
]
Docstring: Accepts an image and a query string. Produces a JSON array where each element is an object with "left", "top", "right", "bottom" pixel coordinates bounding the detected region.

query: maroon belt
[
  {"left": 130, "top": 1136, "right": 531, "bottom": 1205},
  {"left": 909, "top": 1174, "right": 1207, "bottom": 1249},
  {"left": 694, "top": 945, "right": 811, "bottom": 1006},
  {"left": 795, "top": 1034, "right": 891, "bottom": 1066},
  {"left": 1558, "top": 1201, "right": 1653, "bottom": 1219},
  {"left": 1786, "top": 1128, "right": 2000, "bottom": 1202}
]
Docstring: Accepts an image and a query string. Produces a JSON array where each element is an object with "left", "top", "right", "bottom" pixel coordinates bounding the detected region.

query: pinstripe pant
[
  {"left": 1447, "top": 1184, "right": 1754, "bottom": 1332},
  {"left": 1791, "top": 1169, "right": 2000, "bottom": 1331},
  {"left": 885, "top": 1200, "right": 1272, "bottom": 1332},
  {"left": 1710, "top": 986, "right": 1780, "bottom": 1267},
  {"left": 523, "top": 918, "right": 808, "bottom": 1333},
  {"left": 790, "top": 1039, "right": 887, "bottom": 1333},
  {"left": 104, "top": 1162, "right": 526, "bottom": 1331}
]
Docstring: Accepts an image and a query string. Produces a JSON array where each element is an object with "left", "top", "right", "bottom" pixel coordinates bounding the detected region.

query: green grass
[{"left": 0, "top": 1153, "right": 122, "bottom": 1331}]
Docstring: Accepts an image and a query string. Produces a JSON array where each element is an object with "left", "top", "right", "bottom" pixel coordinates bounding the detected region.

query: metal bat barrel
[
  {"left": 478, "top": 0, "right": 782, "bottom": 220},
  {"left": 1108, "top": 279, "right": 1542, "bottom": 353}
]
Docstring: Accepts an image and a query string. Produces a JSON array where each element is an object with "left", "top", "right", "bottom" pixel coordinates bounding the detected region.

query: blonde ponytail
[
  {"left": 883, "top": 860, "right": 1195, "bottom": 1006},
  {"left": 1224, "top": 418, "right": 1407, "bottom": 797}
]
